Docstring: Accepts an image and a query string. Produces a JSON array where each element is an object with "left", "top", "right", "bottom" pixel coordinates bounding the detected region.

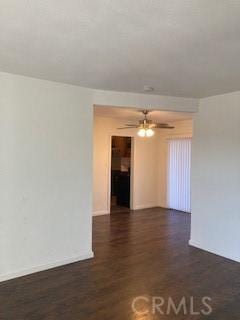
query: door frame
[{"left": 107, "top": 135, "right": 135, "bottom": 213}]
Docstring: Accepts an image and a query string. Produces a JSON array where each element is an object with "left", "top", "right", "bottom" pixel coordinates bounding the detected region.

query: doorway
[{"left": 110, "top": 136, "right": 132, "bottom": 212}]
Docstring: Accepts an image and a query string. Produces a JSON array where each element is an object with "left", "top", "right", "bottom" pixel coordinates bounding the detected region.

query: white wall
[
  {"left": 0, "top": 73, "right": 94, "bottom": 281},
  {"left": 93, "top": 90, "right": 198, "bottom": 112},
  {"left": 2, "top": 70, "right": 239, "bottom": 275},
  {"left": 93, "top": 116, "right": 158, "bottom": 214},
  {"left": 157, "top": 120, "right": 193, "bottom": 208},
  {"left": 190, "top": 92, "right": 240, "bottom": 262},
  {"left": 0, "top": 71, "right": 197, "bottom": 281}
]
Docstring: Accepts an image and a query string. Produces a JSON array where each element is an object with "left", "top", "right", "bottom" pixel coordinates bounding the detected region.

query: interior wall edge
[
  {"left": 93, "top": 210, "right": 110, "bottom": 216},
  {"left": 133, "top": 203, "right": 159, "bottom": 210},
  {"left": 189, "top": 240, "right": 240, "bottom": 263},
  {"left": 1, "top": 71, "right": 199, "bottom": 113},
  {"left": 0, "top": 251, "right": 94, "bottom": 283}
]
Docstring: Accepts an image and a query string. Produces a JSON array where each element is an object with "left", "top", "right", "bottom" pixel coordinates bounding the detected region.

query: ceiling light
[
  {"left": 146, "top": 128, "right": 155, "bottom": 137},
  {"left": 137, "top": 128, "right": 146, "bottom": 137},
  {"left": 137, "top": 128, "right": 155, "bottom": 137},
  {"left": 118, "top": 110, "right": 174, "bottom": 135}
]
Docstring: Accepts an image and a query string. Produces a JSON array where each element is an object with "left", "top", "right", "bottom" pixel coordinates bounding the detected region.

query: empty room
[{"left": 1, "top": 1, "right": 240, "bottom": 319}]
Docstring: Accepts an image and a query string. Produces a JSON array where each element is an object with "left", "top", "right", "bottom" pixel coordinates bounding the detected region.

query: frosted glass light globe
[
  {"left": 146, "top": 128, "right": 155, "bottom": 137},
  {"left": 137, "top": 128, "right": 146, "bottom": 137}
]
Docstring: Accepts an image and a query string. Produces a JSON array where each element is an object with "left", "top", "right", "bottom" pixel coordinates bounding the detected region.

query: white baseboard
[
  {"left": 93, "top": 210, "right": 110, "bottom": 216},
  {"left": 133, "top": 203, "right": 158, "bottom": 210},
  {"left": 189, "top": 240, "right": 240, "bottom": 263},
  {"left": 0, "top": 251, "right": 94, "bottom": 283}
]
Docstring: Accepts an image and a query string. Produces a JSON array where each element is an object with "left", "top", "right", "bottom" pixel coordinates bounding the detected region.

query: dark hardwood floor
[{"left": 0, "top": 208, "right": 240, "bottom": 319}]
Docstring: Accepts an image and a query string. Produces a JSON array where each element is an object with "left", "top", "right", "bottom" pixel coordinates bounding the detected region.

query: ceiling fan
[{"left": 118, "top": 110, "right": 175, "bottom": 137}]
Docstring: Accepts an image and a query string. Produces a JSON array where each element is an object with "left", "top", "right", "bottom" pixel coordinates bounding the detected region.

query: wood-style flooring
[{"left": 0, "top": 207, "right": 240, "bottom": 319}]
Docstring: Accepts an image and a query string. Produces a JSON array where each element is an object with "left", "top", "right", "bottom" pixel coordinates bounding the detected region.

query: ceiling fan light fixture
[
  {"left": 118, "top": 109, "right": 174, "bottom": 135},
  {"left": 137, "top": 128, "right": 146, "bottom": 137},
  {"left": 137, "top": 128, "right": 155, "bottom": 137},
  {"left": 146, "top": 128, "right": 155, "bottom": 137}
]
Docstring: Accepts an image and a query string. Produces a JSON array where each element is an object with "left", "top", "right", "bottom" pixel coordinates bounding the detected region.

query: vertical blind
[{"left": 168, "top": 138, "right": 191, "bottom": 213}]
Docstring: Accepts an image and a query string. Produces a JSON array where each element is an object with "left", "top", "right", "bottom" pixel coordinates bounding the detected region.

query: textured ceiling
[
  {"left": 94, "top": 106, "right": 192, "bottom": 122},
  {"left": 1, "top": 0, "right": 240, "bottom": 98}
]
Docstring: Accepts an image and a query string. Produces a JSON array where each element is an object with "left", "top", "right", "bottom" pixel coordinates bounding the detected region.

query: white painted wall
[
  {"left": 2, "top": 70, "right": 239, "bottom": 275},
  {"left": 93, "top": 116, "right": 158, "bottom": 214},
  {"left": 0, "top": 73, "right": 94, "bottom": 281},
  {"left": 93, "top": 90, "right": 198, "bottom": 112},
  {"left": 0, "top": 71, "right": 197, "bottom": 281},
  {"left": 190, "top": 92, "right": 240, "bottom": 262}
]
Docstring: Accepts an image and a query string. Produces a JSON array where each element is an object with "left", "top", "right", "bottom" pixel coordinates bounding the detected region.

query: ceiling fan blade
[
  {"left": 153, "top": 123, "right": 175, "bottom": 129},
  {"left": 156, "top": 125, "right": 175, "bottom": 129},
  {"left": 155, "top": 123, "right": 169, "bottom": 126},
  {"left": 150, "top": 123, "right": 166, "bottom": 128},
  {"left": 117, "top": 127, "right": 138, "bottom": 129},
  {"left": 124, "top": 124, "right": 138, "bottom": 127}
]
